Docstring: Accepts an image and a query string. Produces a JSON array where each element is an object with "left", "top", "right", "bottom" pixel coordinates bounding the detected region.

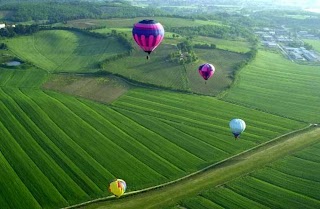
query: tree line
[{"left": 0, "top": 24, "right": 39, "bottom": 37}]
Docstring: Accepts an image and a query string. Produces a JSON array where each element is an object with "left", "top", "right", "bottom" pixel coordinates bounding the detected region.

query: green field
[
  {"left": 5, "top": 30, "right": 128, "bottom": 72},
  {"left": 0, "top": 67, "right": 306, "bottom": 209},
  {"left": 102, "top": 44, "right": 247, "bottom": 95},
  {"left": 195, "top": 36, "right": 252, "bottom": 53},
  {"left": 303, "top": 39, "right": 320, "bottom": 52},
  {"left": 56, "top": 17, "right": 223, "bottom": 29},
  {"left": 222, "top": 50, "right": 320, "bottom": 123},
  {"left": 179, "top": 138, "right": 320, "bottom": 209}
]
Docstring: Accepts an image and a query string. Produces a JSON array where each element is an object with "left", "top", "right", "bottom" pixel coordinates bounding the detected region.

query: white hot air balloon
[{"left": 229, "top": 119, "right": 246, "bottom": 139}]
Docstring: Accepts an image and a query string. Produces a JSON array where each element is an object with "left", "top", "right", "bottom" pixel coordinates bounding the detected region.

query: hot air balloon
[
  {"left": 109, "top": 179, "right": 126, "bottom": 197},
  {"left": 132, "top": 19, "right": 164, "bottom": 59},
  {"left": 229, "top": 119, "right": 246, "bottom": 139},
  {"left": 198, "top": 63, "right": 215, "bottom": 84}
]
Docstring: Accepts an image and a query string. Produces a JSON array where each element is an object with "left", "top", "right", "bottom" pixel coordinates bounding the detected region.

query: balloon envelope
[
  {"left": 109, "top": 179, "right": 126, "bottom": 197},
  {"left": 229, "top": 119, "right": 246, "bottom": 138},
  {"left": 198, "top": 63, "right": 215, "bottom": 80},
  {"left": 132, "top": 20, "right": 164, "bottom": 56}
]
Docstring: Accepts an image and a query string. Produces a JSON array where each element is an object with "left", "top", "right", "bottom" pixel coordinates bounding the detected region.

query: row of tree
[{"left": 0, "top": 24, "right": 39, "bottom": 37}]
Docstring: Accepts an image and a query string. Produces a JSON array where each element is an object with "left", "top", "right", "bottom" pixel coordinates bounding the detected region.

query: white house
[{"left": 0, "top": 24, "right": 5, "bottom": 29}]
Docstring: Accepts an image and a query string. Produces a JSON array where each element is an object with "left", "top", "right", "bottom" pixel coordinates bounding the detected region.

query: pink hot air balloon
[
  {"left": 132, "top": 20, "right": 164, "bottom": 59},
  {"left": 198, "top": 63, "right": 215, "bottom": 83}
]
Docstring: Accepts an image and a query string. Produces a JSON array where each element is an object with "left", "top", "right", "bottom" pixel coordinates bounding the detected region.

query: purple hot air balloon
[
  {"left": 132, "top": 20, "right": 164, "bottom": 59},
  {"left": 198, "top": 63, "right": 215, "bottom": 83}
]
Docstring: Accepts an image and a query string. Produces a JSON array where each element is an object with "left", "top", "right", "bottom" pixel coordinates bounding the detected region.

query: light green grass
[
  {"left": 303, "top": 39, "right": 320, "bottom": 52},
  {"left": 5, "top": 30, "right": 128, "bottom": 72},
  {"left": 222, "top": 50, "right": 320, "bottom": 123},
  {"left": 195, "top": 36, "right": 252, "bottom": 53}
]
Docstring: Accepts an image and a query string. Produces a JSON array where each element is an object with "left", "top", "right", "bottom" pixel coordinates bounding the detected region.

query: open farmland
[
  {"left": 5, "top": 30, "right": 128, "bottom": 72},
  {"left": 102, "top": 45, "right": 247, "bottom": 95},
  {"left": 179, "top": 134, "right": 320, "bottom": 209},
  {"left": 43, "top": 74, "right": 132, "bottom": 103},
  {"left": 56, "top": 17, "right": 223, "bottom": 29},
  {"left": 0, "top": 67, "right": 306, "bottom": 209},
  {"left": 81, "top": 125, "right": 320, "bottom": 209},
  {"left": 187, "top": 48, "right": 248, "bottom": 95},
  {"left": 102, "top": 44, "right": 189, "bottom": 90},
  {"left": 195, "top": 36, "right": 252, "bottom": 53},
  {"left": 222, "top": 50, "right": 320, "bottom": 123}
]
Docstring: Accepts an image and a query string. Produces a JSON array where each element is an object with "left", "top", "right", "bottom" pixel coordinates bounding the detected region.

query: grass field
[
  {"left": 303, "top": 39, "right": 320, "bottom": 52},
  {"left": 179, "top": 133, "right": 320, "bottom": 209},
  {"left": 82, "top": 126, "right": 320, "bottom": 209},
  {"left": 102, "top": 44, "right": 247, "bottom": 95},
  {"left": 195, "top": 36, "right": 252, "bottom": 53},
  {"left": 5, "top": 30, "right": 128, "bottom": 72},
  {"left": 0, "top": 68, "right": 306, "bottom": 209},
  {"left": 102, "top": 44, "right": 188, "bottom": 90},
  {"left": 56, "top": 17, "right": 223, "bottom": 29},
  {"left": 222, "top": 50, "right": 320, "bottom": 123}
]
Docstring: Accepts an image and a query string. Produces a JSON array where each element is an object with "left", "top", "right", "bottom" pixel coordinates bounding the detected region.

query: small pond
[{"left": 6, "top": 61, "right": 21, "bottom": 66}]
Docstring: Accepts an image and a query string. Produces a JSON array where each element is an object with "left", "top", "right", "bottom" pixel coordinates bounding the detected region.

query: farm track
[{"left": 64, "top": 124, "right": 319, "bottom": 209}]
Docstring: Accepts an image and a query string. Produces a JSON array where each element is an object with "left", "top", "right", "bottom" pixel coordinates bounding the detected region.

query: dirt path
[{"left": 64, "top": 125, "right": 320, "bottom": 209}]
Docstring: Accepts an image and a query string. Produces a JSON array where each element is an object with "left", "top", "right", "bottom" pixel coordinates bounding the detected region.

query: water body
[{"left": 6, "top": 61, "right": 21, "bottom": 66}]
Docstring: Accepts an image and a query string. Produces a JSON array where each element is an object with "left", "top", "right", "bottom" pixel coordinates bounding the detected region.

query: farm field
[
  {"left": 82, "top": 125, "right": 320, "bottom": 209},
  {"left": 0, "top": 68, "right": 306, "bottom": 209},
  {"left": 178, "top": 133, "right": 320, "bottom": 209},
  {"left": 56, "top": 17, "right": 223, "bottom": 29},
  {"left": 43, "top": 74, "right": 132, "bottom": 103},
  {"left": 195, "top": 36, "right": 251, "bottom": 53},
  {"left": 102, "top": 43, "right": 188, "bottom": 90},
  {"left": 222, "top": 50, "right": 320, "bottom": 123},
  {"left": 5, "top": 30, "right": 128, "bottom": 72},
  {"left": 186, "top": 48, "right": 248, "bottom": 95},
  {"left": 102, "top": 44, "right": 247, "bottom": 95}
]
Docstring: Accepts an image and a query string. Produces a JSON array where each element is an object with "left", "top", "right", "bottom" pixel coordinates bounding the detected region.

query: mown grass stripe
[
  {"left": 0, "top": 99, "right": 68, "bottom": 208},
  {"left": 0, "top": 143, "right": 41, "bottom": 209},
  {"left": 200, "top": 187, "right": 269, "bottom": 209},
  {"left": 45, "top": 91, "right": 182, "bottom": 180},
  {"left": 17, "top": 89, "right": 116, "bottom": 193},
  {"left": 252, "top": 168, "right": 320, "bottom": 200},
  {"left": 0, "top": 88, "right": 91, "bottom": 202},
  {"left": 1, "top": 88, "right": 102, "bottom": 199},
  {"left": 36, "top": 90, "right": 166, "bottom": 189},
  {"left": 180, "top": 196, "right": 225, "bottom": 209},
  {"left": 111, "top": 107, "right": 206, "bottom": 171},
  {"left": 116, "top": 89, "right": 304, "bottom": 132}
]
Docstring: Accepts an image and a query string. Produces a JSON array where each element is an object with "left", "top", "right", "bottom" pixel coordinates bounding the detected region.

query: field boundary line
[{"left": 62, "top": 123, "right": 315, "bottom": 209}]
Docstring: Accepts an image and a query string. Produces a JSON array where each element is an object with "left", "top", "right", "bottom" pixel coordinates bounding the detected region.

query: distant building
[
  {"left": 266, "top": 42, "right": 278, "bottom": 48},
  {"left": 275, "top": 29, "right": 287, "bottom": 36},
  {"left": 262, "top": 35, "right": 273, "bottom": 41},
  {"left": 0, "top": 24, "right": 5, "bottom": 29},
  {"left": 290, "top": 52, "right": 304, "bottom": 60}
]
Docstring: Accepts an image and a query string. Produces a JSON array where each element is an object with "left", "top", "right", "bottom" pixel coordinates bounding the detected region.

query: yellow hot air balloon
[{"left": 109, "top": 179, "right": 126, "bottom": 197}]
